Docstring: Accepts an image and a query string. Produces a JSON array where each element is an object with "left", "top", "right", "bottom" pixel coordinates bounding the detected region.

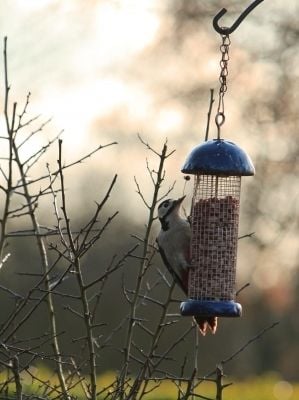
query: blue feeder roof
[{"left": 181, "top": 139, "right": 255, "bottom": 176}]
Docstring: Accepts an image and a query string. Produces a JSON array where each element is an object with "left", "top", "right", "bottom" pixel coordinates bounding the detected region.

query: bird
[{"left": 156, "top": 195, "right": 217, "bottom": 336}]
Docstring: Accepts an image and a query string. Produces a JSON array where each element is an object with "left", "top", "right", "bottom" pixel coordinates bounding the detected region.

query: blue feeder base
[{"left": 180, "top": 299, "right": 242, "bottom": 318}]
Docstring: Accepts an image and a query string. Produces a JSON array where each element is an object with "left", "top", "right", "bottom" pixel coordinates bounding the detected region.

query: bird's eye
[{"left": 164, "top": 202, "right": 169, "bottom": 208}]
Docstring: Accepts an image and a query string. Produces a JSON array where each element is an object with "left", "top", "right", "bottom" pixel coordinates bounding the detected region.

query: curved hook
[{"left": 213, "top": 0, "right": 264, "bottom": 35}]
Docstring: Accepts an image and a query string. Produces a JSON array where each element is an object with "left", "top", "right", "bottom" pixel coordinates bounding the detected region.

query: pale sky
[{"left": 0, "top": 1, "right": 163, "bottom": 152}]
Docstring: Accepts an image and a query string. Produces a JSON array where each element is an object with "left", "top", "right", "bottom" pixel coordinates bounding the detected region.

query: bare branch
[
  {"left": 199, "top": 321, "right": 280, "bottom": 387},
  {"left": 134, "top": 176, "right": 150, "bottom": 209},
  {"left": 17, "top": 117, "right": 52, "bottom": 147},
  {"left": 238, "top": 232, "right": 255, "bottom": 240},
  {"left": 57, "top": 138, "right": 97, "bottom": 399},
  {"left": 14, "top": 141, "right": 118, "bottom": 190},
  {"left": 23, "top": 130, "right": 63, "bottom": 172},
  {"left": 205, "top": 88, "right": 215, "bottom": 142},
  {"left": 11, "top": 356, "right": 22, "bottom": 400},
  {"left": 221, "top": 321, "right": 280, "bottom": 367},
  {"left": 236, "top": 282, "right": 250, "bottom": 296}
]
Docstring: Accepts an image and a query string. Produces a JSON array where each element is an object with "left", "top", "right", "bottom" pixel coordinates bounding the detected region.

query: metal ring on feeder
[
  {"left": 215, "top": 112, "right": 225, "bottom": 127},
  {"left": 215, "top": 112, "right": 225, "bottom": 139}
]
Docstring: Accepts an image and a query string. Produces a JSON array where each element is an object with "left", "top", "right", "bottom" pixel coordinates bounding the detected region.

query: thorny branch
[
  {"left": 0, "top": 37, "right": 122, "bottom": 399},
  {"left": 119, "top": 136, "right": 177, "bottom": 399},
  {"left": 57, "top": 139, "right": 97, "bottom": 400}
]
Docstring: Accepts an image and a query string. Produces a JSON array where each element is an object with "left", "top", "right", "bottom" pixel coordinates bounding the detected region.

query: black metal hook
[{"left": 213, "top": 0, "right": 264, "bottom": 35}]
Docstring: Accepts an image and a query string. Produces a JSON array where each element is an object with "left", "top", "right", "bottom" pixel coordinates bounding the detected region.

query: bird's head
[{"left": 157, "top": 196, "right": 186, "bottom": 229}]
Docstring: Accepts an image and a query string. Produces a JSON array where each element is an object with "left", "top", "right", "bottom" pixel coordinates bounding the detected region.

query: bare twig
[
  {"left": 221, "top": 321, "right": 280, "bottom": 367},
  {"left": 2, "top": 37, "right": 70, "bottom": 399},
  {"left": 238, "top": 232, "right": 255, "bottom": 240},
  {"left": 120, "top": 138, "right": 175, "bottom": 399},
  {"left": 205, "top": 88, "right": 215, "bottom": 141},
  {"left": 199, "top": 321, "right": 280, "bottom": 386},
  {"left": 236, "top": 282, "right": 250, "bottom": 296},
  {"left": 13, "top": 142, "right": 117, "bottom": 190},
  {"left": 57, "top": 139, "right": 97, "bottom": 399},
  {"left": 11, "top": 356, "right": 22, "bottom": 400}
]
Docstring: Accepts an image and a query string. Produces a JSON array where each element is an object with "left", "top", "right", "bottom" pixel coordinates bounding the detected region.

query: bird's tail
[{"left": 193, "top": 315, "right": 218, "bottom": 336}]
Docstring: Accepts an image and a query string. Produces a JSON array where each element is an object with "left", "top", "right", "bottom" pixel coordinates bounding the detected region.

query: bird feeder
[
  {"left": 180, "top": 139, "right": 254, "bottom": 318},
  {"left": 180, "top": 0, "right": 262, "bottom": 319}
]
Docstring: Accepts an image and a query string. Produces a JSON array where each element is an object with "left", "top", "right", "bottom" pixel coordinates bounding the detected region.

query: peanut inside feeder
[{"left": 180, "top": 139, "right": 254, "bottom": 318}]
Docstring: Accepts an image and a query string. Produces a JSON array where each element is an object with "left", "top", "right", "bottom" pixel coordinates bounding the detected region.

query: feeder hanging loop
[
  {"left": 215, "top": 112, "right": 225, "bottom": 139},
  {"left": 213, "top": 0, "right": 264, "bottom": 35}
]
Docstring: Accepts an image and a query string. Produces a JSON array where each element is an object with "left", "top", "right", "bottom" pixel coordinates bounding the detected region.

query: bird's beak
[{"left": 175, "top": 195, "right": 186, "bottom": 206}]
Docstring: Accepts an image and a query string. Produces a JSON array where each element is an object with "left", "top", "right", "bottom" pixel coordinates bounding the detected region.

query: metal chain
[{"left": 216, "top": 34, "right": 231, "bottom": 139}]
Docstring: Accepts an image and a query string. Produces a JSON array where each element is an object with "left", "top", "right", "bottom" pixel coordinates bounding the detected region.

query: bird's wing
[{"left": 156, "top": 241, "right": 188, "bottom": 296}]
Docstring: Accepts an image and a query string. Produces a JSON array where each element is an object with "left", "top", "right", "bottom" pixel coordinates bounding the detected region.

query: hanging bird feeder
[
  {"left": 180, "top": 0, "right": 262, "bottom": 319},
  {"left": 180, "top": 139, "right": 254, "bottom": 318}
]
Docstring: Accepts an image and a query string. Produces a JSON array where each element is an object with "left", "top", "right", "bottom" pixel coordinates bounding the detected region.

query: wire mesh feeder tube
[
  {"left": 180, "top": 139, "right": 255, "bottom": 318},
  {"left": 190, "top": 175, "right": 240, "bottom": 301}
]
